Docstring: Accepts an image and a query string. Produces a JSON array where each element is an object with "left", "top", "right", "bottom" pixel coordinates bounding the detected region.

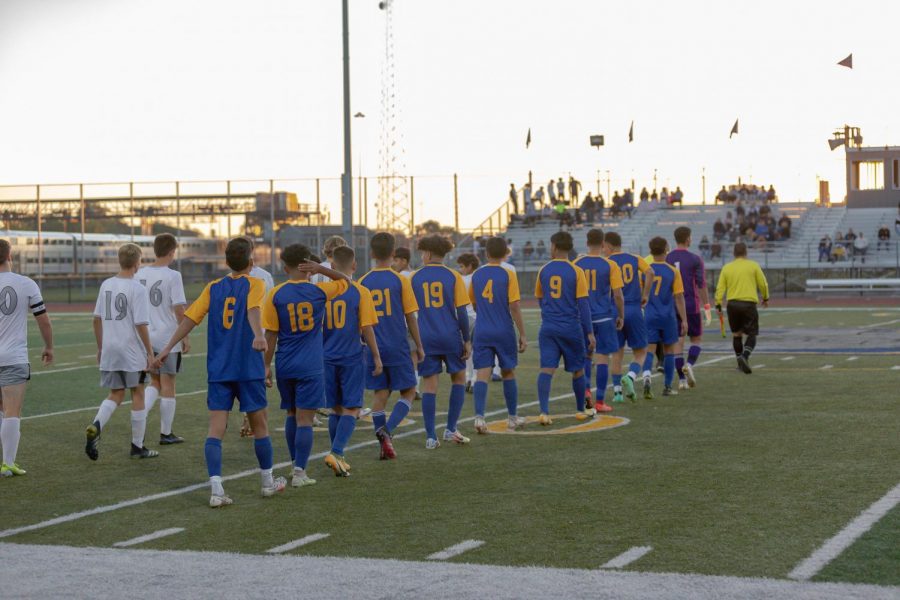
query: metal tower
[{"left": 376, "top": 0, "right": 410, "bottom": 233}]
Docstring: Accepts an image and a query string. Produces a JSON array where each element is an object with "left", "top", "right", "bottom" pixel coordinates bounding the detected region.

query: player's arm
[
  {"left": 246, "top": 278, "right": 268, "bottom": 352},
  {"left": 155, "top": 317, "right": 197, "bottom": 366},
  {"left": 613, "top": 288, "right": 625, "bottom": 330},
  {"left": 507, "top": 271, "right": 527, "bottom": 351},
  {"left": 172, "top": 304, "right": 190, "bottom": 353},
  {"left": 637, "top": 256, "right": 653, "bottom": 307},
  {"left": 33, "top": 311, "right": 53, "bottom": 366},
  {"left": 453, "top": 273, "right": 471, "bottom": 359},
  {"left": 136, "top": 324, "right": 154, "bottom": 369},
  {"left": 675, "top": 292, "right": 688, "bottom": 336},
  {"left": 468, "top": 281, "right": 477, "bottom": 314},
  {"left": 575, "top": 267, "right": 595, "bottom": 352},
  {"left": 714, "top": 268, "right": 727, "bottom": 312},
  {"left": 755, "top": 264, "right": 770, "bottom": 307},
  {"left": 92, "top": 315, "right": 103, "bottom": 365},
  {"left": 400, "top": 276, "right": 425, "bottom": 362},
  {"left": 316, "top": 279, "right": 350, "bottom": 300},
  {"left": 361, "top": 325, "right": 383, "bottom": 376},
  {"left": 263, "top": 330, "right": 278, "bottom": 387},
  {"left": 134, "top": 287, "right": 154, "bottom": 367},
  {"left": 299, "top": 260, "right": 347, "bottom": 282}
]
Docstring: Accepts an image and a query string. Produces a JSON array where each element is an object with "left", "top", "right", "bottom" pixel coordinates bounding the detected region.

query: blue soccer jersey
[
  {"left": 184, "top": 274, "right": 266, "bottom": 383},
  {"left": 535, "top": 260, "right": 590, "bottom": 335},
  {"left": 607, "top": 252, "right": 651, "bottom": 306},
  {"left": 323, "top": 282, "right": 379, "bottom": 363},
  {"left": 469, "top": 265, "right": 520, "bottom": 346},
  {"left": 358, "top": 267, "right": 419, "bottom": 366},
  {"left": 644, "top": 262, "right": 684, "bottom": 325},
  {"left": 411, "top": 264, "right": 470, "bottom": 356},
  {"left": 574, "top": 255, "right": 624, "bottom": 321},
  {"left": 260, "top": 279, "right": 348, "bottom": 379}
]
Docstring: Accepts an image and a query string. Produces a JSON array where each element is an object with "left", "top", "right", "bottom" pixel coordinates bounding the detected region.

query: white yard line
[
  {"left": 600, "top": 546, "right": 653, "bottom": 569},
  {"left": 788, "top": 481, "right": 900, "bottom": 581},
  {"left": 112, "top": 527, "right": 185, "bottom": 548},
  {"left": 781, "top": 356, "right": 795, "bottom": 361},
  {"left": 266, "top": 533, "right": 330, "bottom": 554},
  {"left": 754, "top": 364, "right": 766, "bottom": 369},
  {"left": 31, "top": 352, "right": 207, "bottom": 377},
  {"left": 846, "top": 356, "right": 859, "bottom": 362},
  {"left": 819, "top": 365, "right": 833, "bottom": 371},
  {"left": 892, "top": 366, "right": 900, "bottom": 371},
  {"left": 427, "top": 540, "right": 485, "bottom": 560},
  {"left": 22, "top": 389, "right": 207, "bottom": 421},
  {"left": 0, "top": 356, "right": 733, "bottom": 540},
  {"left": 860, "top": 318, "right": 900, "bottom": 329}
]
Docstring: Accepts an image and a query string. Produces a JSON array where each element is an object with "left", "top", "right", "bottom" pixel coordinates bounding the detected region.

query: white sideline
[
  {"left": 781, "top": 356, "right": 795, "bottom": 361},
  {"left": 787, "top": 481, "right": 900, "bottom": 581},
  {"left": 0, "top": 355, "right": 731, "bottom": 540},
  {"left": 22, "top": 389, "right": 207, "bottom": 421},
  {"left": 601, "top": 546, "right": 653, "bottom": 569},
  {"left": 427, "top": 540, "right": 485, "bottom": 560},
  {"left": 266, "top": 533, "right": 330, "bottom": 554},
  {"left": 112, "top": 527, "right": 185, "bottom": 548}
]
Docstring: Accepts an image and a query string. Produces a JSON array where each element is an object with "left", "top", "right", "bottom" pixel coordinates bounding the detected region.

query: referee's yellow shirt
[{"left": 715, "top": 258, "right": 769, "bottom": 304}]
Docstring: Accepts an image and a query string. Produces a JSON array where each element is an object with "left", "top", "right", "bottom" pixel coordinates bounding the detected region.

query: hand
[
  {"left": 587, "top": 333, "right": 596, "bottom": 353},
  {"left": 761, "top": 299, "right": 769, "bottom": 308},
  {"left": 703, "top": 305, "right": 712, "bottom": 326},
  {"left": 615, "top": 317, "right": 624, "bottom": 331},
  {"left": 96, "top": 349, "right": 102, "bottom": 365},
  {"left": 41, "top": 346, "right": 53, "bottom": 366},
  {"left": 371, "top": 357, "right": 384, "bottom": 377},
  {"left": 715, "top": 304, "right": 723, "bottom": 315},
  {"left": 182, "top": 336, "right": 191, "bottom": 354},
  {"left": 146, "top": 353, "right": 156, "bottom": 372},
  {"left": 154, "top": 349, "right": 170, "bottom": 369},
  {"left": 296, "top": 259, "right": 323, "bottom": 274},
  {"left": 416, "top": 346, "right": 425, "bottom": 364},
  {"left": 641, "top": 296, "right": 649, "bottom": 309},
  {"left": 461, "top": 341, "right": 472, "bottom": 361},
  {"left": 680, "top": 321, "right": 688, "bottom": 336},
  {"left": 252, "top": 336, "right": 267, "bottom": 352},
  {"left": 265, "top": 366, "right": 274, "bottom": 388},
  {"left": 518, "top": 336, "right": 528, "bottom": 353}
]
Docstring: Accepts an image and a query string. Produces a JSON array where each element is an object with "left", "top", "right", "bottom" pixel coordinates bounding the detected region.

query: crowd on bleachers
[
  {"left": 715, "top": 184, "right": 777, "bottom": 204},
  {"left": 709, "top": 200, "right": 792, "bottom": 250}
]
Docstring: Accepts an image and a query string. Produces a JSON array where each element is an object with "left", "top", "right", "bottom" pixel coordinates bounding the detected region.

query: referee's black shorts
[{"left": 726, "top": 300, "right": 759, "bottom": 335}]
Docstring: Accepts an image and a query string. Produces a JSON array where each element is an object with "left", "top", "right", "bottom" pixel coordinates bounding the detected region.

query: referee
[{"left": 714, "top": 242, "right": 769, "bottom": 374}]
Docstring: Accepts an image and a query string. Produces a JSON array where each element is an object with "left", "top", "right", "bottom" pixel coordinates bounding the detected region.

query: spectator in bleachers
[
  {"left": 725, "top": 211, "right": 734, "bottom": 231},
  {"left": 611, "top": 191, "right": 622, "bottom": 218},
  {"left": 547, "top": 179, "right": 556, "bottom": 204},
  {"left": 523, "top": 182, "right": 532, "bottom": 215},
  {"left": 569, "top": 176, "right": 581, "bottom": 204},
  {"left": 710, "top": 238, "right": 722, "bottom": 259},
  {"left": 713, "top": 218, "right": 726, "bottom": 241},
  {"left": 818, "top": 235, "right": 833, "bottom": 262},
  {"left": 534, "top": 185, "right": 545, "bottom": 208},
  {"left": 556, "top": 178, "right": 565, "bottom": 201},
  {"left": 767, "top": 185, "right": 777, "bottom": 203},
  {"left": 778, "top": 213, "right": 792, "bottom": 239},
  {"left": 671, "top": 186, "right": 684, "bottom": 207},
  {"left": 716, "top": 186, "right": 729, "bottom": 204},
  {"left": 650, "top": 189, "right": 659, "bottom": 203},
  {"left": 660, "top": 187, "right": 669, "bottom": 206},
  {"left": 581, "top": 192, "right": 595, "bottom": 223},
  {"left": 509, "top": 183, "right": 518, "bottom": 213},
  {"left": 753, "top": 220, "right": 769, "bottom": 249},
  {"left": 536, "top": 239, "right": 546, "bottom": 260},
  {"left": 523, "top": 240, "right": 534, "bottom": 261},
  {"left": 699, "top": 235, "right": 711, "bottom": 259},
  {"left": 853, "top": 233, "right": 869, "bottom": 263},
  {"left": 640, "top": 187, "right": 649, "bottom": 204},
  {"left": 877, "top": 226, "right": 890, "bottom": 251},
  {"left": 623, "top": 189, "right": 635, "bottom": 217},
  {"left": 595, "top": 193, "right": 605, "bottom": 221}
]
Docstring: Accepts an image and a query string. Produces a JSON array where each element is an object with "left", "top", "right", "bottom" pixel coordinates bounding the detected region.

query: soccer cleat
[
  {"left": 85, "top": 422, "right": 101, "bottom": 461},
  {"left": 642, "top": 376, "right": 654, "bottom": 400},
  {"left": 130, "top": 444, "right": 159, "bottom": 459},
  {"left": 443, "top": 429, "right": 471, "bottom": 444},
  {"left": 612, "top": 391, "right": 624, "bottom": 404},
  {"left": 325, "top": 453, "right": 350, "bottom": 477},
  {"left": 414, "top": 391, "right": 422, "bottom": 402},
  {"left": 209, "top": 494, "right": 233, "bottom": 508},
  {"left": 678, "top": 380, "right": 689, "bottom": 390},
  {"left": 465, "top": 381, "right": 473, "bottom": 394},
  {"left": 537, "top": 413, "right": 553, "bottom": 426},
  {"left": 159, "top": 432, "right": 184, "bottom": 445},
  {"left": 656, "top": 364, "right": 664, "bottom": 373},
  {"left": 684, "top": 364, "right": 697, "bottom": 387},
  {"left": 312, "top": 415, "right": 323, "bottom": 427},
  {"left": 291, "top": 472, "right": 317, "bottom": 488},
  {"left": 491, "top": 372, "right": 502, "bottom": 382},
  {"left": 621, "top": 375, "right": 636, "bottom": 402},
  {"left": 584, "top": 388, "right": 594, "bottom": 410},
  {"left": 575, "top": 409, "right": 595, "bottom": 421},
  {"left": 507, "top": 415, "right": 527, "bottom": 430},
  {"left": 595, "top": 401, "right": 614, "bottom": 413},
  {"left": 662, "top": 386, "right": 677, "bottom": 396},
  {"left": 239, "top": 415, "right": 253, "bottom": 438},
  {"left": 0, "top": 463, "right": 26, "bottom": 477},
  {"left": 316, "top": 408, "right": 330, "bottom": 417},
  {"left": 474, "top": 416, "right": 488, "bottom": 434},
  {"left": 338, "top": 456, "right": 352, "bottom": 473},
  {"left": 425, "top": 438, "right": 441, "bottom": 450},
  {"left": 737, "top": 355, "right": 752, "bottom": 374},
  {"left": 262, "top": 476, "right": 288, "bottom": 496},
  {"left": 357, "top": 407, "right": 372, "bottom": 420},
  {"left": 375, "top": 427, "right": 397, "bottom": 460}
]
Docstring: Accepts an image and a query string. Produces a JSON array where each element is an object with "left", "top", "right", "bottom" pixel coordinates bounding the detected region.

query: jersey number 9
[
  {"left": 421, "top": 281, "right": 444, "bottom": 308},
  {"left": 549, "top": 275, "right": 563, "bottom": 298},
  {"left": 325, "top": 300, "right": 347, "bottom": 329}
]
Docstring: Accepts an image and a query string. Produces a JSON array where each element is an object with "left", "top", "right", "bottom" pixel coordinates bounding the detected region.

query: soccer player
[
  {"left": 241, "top": 236, "right": 274, "bottom": 438},
  {"left": 0, "top": 239, "right": 53, "bottom": 477},
  {"left": 359, "top": 233, "right": 424, "bottom": 459},
  {"left": 715, "top": 242, "right": 769, "bottom": 374},
  {"left": 574, "top": 229, "right": 624, "bottom": 413},
  {"left": 666, "top": 226, "right": 712, "bottom": 389},
  {"left": 85, "top": 243, "right": 158, "bottom": 461},
  {"left": 155, "top": 238, "right": 286, "bottom": 507},
  {"left": 321, "top": 246, "right": 383, "bottom": 476},
  {"left": 261, "top": 243, "right": 356, "bottom": 485},
  {"left": 137, "top": 233, "right": 188, "bottom": 445},
  {"left": 603, "top": 231, "right": 652, "bottom": 403},
  {"left": 643, "top": 237, "right": 688, "bottom": 397},
  {"left": 535, "top": 231, "right": 595, "bottom": 424},
  {"left": 468, "top": 237, "right": 527, "bottom": 433},
  {"left": 310, "top": 235, "right": 348, "bottom": 285},
  {"left": 392, "top": 247, "right": 420, "bottom": 397},
  {"left": 455, "top": 252, "right": 479, "bottom": 392},
  {"left": 412, "top": 235, "right": 472, "bottom": 447}
]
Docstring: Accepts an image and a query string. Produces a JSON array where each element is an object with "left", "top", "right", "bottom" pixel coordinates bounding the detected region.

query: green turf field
[{"left": 2, "top": 308, "right": 899, "bottom": 588}]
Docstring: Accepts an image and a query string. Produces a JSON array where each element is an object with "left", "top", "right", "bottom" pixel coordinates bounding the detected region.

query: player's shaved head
[
  {"left": 673, "top": 226, "right": 692, "bottom": 245},
  {"left": 0, "top": 239, "right": 10, "bottom": 265},
  {"left": 733, "top": 242, "right": 748, "bottom": 257},
  {"left": 603, "top": 232, "right": 622, "bottom": 248},
  {"left": 485, "top": 236, "right": 507, "bottom": 259},
  {"left": 280, "top": 243, "right": 312, "bottom": 268},
  {"left": 586, "top": 228, "right": 604, "bottom": 247},
  {"left": 118, "top": 243, "right": 142, "bottom": 269},
  {"left": 153, "top": 233, "right": 177, "bottom": 258},
  {"left": 370, "top": 232, "right": 395, "bottom": 260},
  {"left": 417, "top": 234, "right": 454, "bottom": 258},
  {"left": 649, "top": 236, "right": 668, "bottom": 257},
  {"left": 225, "top": 237, "right": 253, "bottom": 271},
  {"left": 550, "top": 231, "right": 573, "bottom": 252},
  {"left": 331, "top": 245, "right": 355, "bottom": 270}
]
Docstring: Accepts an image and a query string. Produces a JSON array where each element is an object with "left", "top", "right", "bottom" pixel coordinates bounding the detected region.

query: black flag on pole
[
  {"left": 837, "top": 53, "right": 853, "bottom": 69},
  {"left": 526, "top": 128, "right": 532, "bottom": 149},
  {"left": 730, "top": 119, "right": 739, "bottom": 139},
  {"left": 628, "top": 121, "right": 634, "bottom": 143}
]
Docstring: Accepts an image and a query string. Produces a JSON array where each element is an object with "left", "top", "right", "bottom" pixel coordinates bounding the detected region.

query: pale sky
[{"left": 1, "top": 0, "right": 898, "bottom": 230}]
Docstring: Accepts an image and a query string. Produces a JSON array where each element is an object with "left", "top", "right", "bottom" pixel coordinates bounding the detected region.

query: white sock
[
  {"left": 144, "top": 385, "right": 160, "bottom": 414},
  {"left": 131, "top": 409, "right": 147, "bottom": 448},
  {"left": 1, "top": 417, "right": 21, "bottom": 465},
  {"left": 210, "top": 475, "right": 225, "bottom": 496},
  {"left": 614, "top": 385, "right": 622, "bottom": 392},
  {"left": 0, "top": 410, "right": 5, "bottom": 428},
  {"left": 627, "top": 370, "right": 638, "bottom": 381},
  {"left": 159, "top": 397, "right": 176, "bottom": 435},
  {"left": 261, "top": 467, "right": 274, "bottom": 488},
  {"left": 94, "top": 399, "right": 118, "bottom": 430},
  {"left": 642, "top": 370, "right": 652, "bottom": 378},
  {"left": 293, "top": 466, "right": 306, "bottom": 478}
]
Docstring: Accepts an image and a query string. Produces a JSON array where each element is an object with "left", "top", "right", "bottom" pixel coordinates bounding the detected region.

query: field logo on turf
[{"left": 486, "top": 414, "right": 629, "bottom": 435}]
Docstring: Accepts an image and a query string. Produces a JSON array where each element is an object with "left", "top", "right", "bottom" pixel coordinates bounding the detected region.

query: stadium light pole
[{"left": 340, "top": 0, "right": 353, "bottom": 242}]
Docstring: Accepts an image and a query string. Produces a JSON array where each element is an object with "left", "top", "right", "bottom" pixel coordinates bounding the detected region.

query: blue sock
[
  {"left": 446, "top": 384, "right": 465, "bottom": 432},
  {"left": 204, "top": 437, "right": 222, "bottom": 478},
  {"left": 253, "top": 436, "right": 274, "bottom": 470},
  {"left": 612, "top": 373, "right": 622, "bottom": 389},
  {"left": 284, "top": 416, "right": 297, "bottom": 462},
  {"left": 664, "top": 354, "right": 675, "bottom": 388},
  {"left": 583, "top": 358, "right": 593, "bottom": 390},
  {"left": 573, "top": 373, "right": 586, "bottom": 412},
  {"left": 386, "top": 398, "right": 411, "bottom": 434},
  {"left": 595, "top": 364, "right": 609, "bottom": 401},
  {"left": 473, "top": 381, "right": 488, "bottom": 417},
  {"left": 328, "top": 413, "right": 339, "bottom": 443},
  {"left": 502, "top": 379, "right": 518, "bottom": 416},
  {"left": 641, "top": 353, "right": 654, "bottom": 374},
  {"left": 537, "top": 372, "right": 552, "bottom": 414},
  {"left": 628, "top": 361, "right": 641, "bottom": 378},
  {"left": 422, "top": 392, "right": 437, "bottom": 439},
  {"left": 331, "top": 415, "right": 356, "bottom": 456},
  {"left": 675, "top": 356, "right": 686, "bottom": 379},
  {"left": 294, "top": 426, "right": 313, "bottom": 470},
  {"left": 371, "top": 410, "right": 386, "bottom": 433}
]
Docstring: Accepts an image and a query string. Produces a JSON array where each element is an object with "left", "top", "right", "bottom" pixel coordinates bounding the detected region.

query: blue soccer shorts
[
  {"left": 277, "top": 375, "right": 325, "bottom": 411},
  {"left": 472, "top": 338, "right": 518, "bottom": 371},
  {"left": 539, "top": 328, "right": 587, "bottom": 372},
  {"left": 591, "top": 319, "right": 620, "bottom": 355},
  {"left": 617, "top": 305, "right": 648, "bottom": 350},
  {"left": 207, "top": 380, "right": 267, "bottom": 413},
  {"left": 418, "top": 353, "right": 466, "bottom": 377},
  {"left": 324, "top": 361, "right": 365, "bottom": 409},
  {"left": 366, "top": 361, "right": 418, "bottom": 392},
  {"left": 646, "top": 316, "right": 679, "bottom": 346}
]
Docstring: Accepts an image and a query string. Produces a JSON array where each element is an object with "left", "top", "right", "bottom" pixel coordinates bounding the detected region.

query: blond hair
[
  {"left": 322, "top": 235, "right": 348, "bottom": 258},
  {"left": 118, "top": 243, "right": 143, "bottom": 269}
]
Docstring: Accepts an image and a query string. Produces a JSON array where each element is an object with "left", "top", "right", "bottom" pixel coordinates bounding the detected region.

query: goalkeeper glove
[{"left": 703, "top": 304, "right": 712, "bottom": 325}]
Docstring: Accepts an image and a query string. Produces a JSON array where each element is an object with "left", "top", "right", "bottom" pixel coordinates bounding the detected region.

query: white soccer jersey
[
  {"left": 250, "top": 265, "right": 275, "bottom": 291},
  {"left": 309, "top": 260, "right": 332, "bottom": 285},
  {"left": 137, "top": 265, "right": 187, "bottom": 353},
  {"left": 93, "top": 276, "right": 151, "bottom": 372},
  {"left": 0, "top": 272, "right": 45, "bottom": 367}
]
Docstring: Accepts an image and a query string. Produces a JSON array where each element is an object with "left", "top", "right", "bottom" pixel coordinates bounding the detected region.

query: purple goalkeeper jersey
[{"left": 666, "top": 248, "right": 705, "bottom": 314}]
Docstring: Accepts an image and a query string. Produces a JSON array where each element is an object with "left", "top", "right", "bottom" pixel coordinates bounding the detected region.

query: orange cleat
[{"left": 595, "top": 401, "right": 614, "bottom": 413}]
